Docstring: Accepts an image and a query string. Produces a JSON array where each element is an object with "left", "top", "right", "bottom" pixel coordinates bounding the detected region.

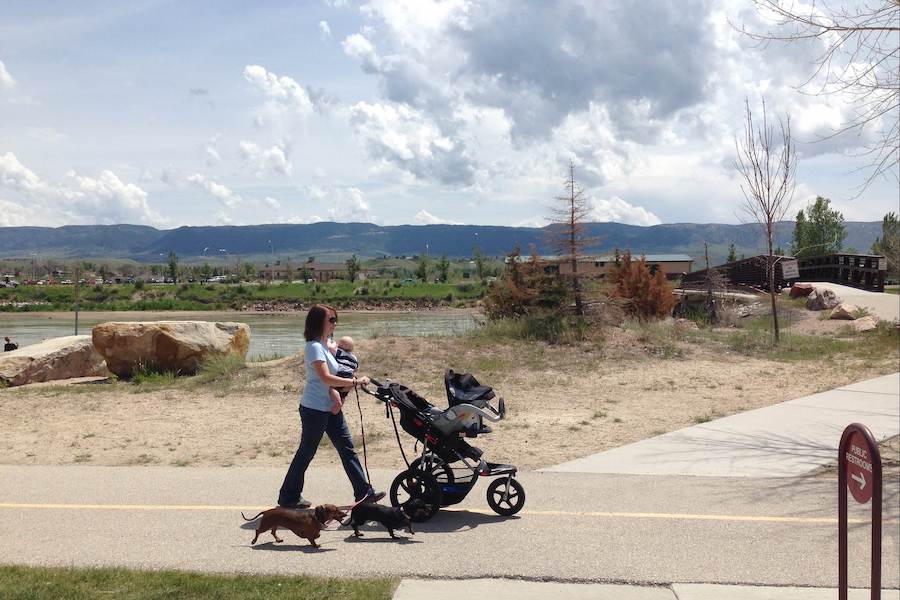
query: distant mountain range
[{"left": 0, "top": 221, "right": 885, "bottom": 266}]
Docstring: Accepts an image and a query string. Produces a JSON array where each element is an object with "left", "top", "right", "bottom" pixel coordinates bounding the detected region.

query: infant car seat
[
  {"left": 444, "top": 370, "right": 495, "bottom": 406},
  {"left": 444, "top": 370, "right": 496, "bottom": 436}
]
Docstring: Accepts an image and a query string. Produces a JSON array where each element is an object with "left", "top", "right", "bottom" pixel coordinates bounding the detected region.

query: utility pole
[{"left": 74, "top": 262, "right": 81, "bottom": 335}]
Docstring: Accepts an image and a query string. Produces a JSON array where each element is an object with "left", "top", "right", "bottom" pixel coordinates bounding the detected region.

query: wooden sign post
[{"left": 838, "top": 423, "right": 883, "bottom": 600}]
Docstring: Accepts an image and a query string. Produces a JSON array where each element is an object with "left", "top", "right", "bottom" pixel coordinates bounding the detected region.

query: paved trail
[{"left": 1, "top": 465, "right": 897, "bottom": 587}]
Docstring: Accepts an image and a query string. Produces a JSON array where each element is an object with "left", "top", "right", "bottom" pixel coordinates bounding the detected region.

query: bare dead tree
[
  {"left": 734, "top": 0, "right": 899, "bottom": 191},
  {"left": 548, "top": 160, "right": 593, "bottom": 316},
  {"left": 703, "top": 242, "right": 727, "bottom": 324},
  {"left": 734, "top": 99, "right": 797, "bottom": 345}
]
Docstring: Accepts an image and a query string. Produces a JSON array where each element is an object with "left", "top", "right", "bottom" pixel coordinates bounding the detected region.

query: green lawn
[
  {"left": 0, "top": 280, "right": 485, "bottom": 312},
  {"left": 0, "top": 565, "right": 396, "bottom": 600}
]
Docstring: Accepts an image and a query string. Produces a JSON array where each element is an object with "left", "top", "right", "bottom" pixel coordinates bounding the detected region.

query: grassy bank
[
  {"left": 0, "top": 565, "right": 395, "bottom": 600},
  {"left": 0, "top": 280, "right": 484, "bottom": 312}
]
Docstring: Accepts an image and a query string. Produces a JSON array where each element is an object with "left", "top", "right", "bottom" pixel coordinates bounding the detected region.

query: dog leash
[{"left": 354, "top": 384, "right": 373, "bottom": 488}]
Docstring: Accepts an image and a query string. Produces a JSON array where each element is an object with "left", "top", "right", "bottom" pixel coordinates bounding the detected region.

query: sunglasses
[{"left": 328, "top": 316, "right": 338, "bottom": 324}]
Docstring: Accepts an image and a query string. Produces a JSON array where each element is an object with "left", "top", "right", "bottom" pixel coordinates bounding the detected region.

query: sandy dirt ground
[{"left": 1, "top": 313, "right": 897, "bottom": 472}]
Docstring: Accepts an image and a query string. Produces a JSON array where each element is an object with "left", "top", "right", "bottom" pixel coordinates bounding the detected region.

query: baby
[{"left": 329, "top": 336, "right": 359, "bottom": 414}]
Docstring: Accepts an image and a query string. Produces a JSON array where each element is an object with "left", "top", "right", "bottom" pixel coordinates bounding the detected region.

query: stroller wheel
[
  {"left": 486, "top": 477, "right": 525, "bottom": 517},
  {"left": 409, "top": 456, "right": 454, "bottom": 484},
  {"left": 390, "top": 469, "right": 442, "bottom": 522}
]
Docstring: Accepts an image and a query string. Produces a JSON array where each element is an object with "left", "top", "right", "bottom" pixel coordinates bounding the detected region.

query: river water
[{"left": 0, "top": 310, "right": 479, "bottom": 360}]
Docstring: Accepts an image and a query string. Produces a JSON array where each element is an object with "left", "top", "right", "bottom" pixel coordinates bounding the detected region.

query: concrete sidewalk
[
  {"left": 800, "top": 281, "right": 899, "bottom": 322},
  {"left": 392, "top": 579, "right": 900, "bottom": 599},
  {"left": 544, "top": 372, "right": 899, "bottom": 477}
]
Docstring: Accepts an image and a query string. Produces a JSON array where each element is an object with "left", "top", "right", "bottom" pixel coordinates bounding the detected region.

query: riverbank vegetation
[{"left": 0, "top": 280, "right": 485, "bottom": 312}]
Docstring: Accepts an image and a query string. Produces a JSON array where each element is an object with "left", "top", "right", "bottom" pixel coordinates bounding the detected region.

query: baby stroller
[{"left": 362, "top": 370, "right": 525, "bottom": 521}]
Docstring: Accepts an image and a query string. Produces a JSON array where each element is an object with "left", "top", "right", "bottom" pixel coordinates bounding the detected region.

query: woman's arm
[{"left": 311, "top": 360, "right": 369, "bottom": 388}]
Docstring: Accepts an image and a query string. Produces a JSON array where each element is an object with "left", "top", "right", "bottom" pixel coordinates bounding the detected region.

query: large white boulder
[
  {"left": 0, "top": 335, "right": 110, "bottom": 387},
  {"left": 805, "top": 288, "right": 841, "bottom": 311},
  {"left": 92, "top": 321, "right": 250, "bottom": 377}
]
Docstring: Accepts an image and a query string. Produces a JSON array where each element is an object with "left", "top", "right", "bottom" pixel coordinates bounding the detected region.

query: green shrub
[
  {"left": 131, "top": 363, "right": 178, "bottom": 385},
  {"left": 193, "top": 354, "right": 246, "bottom": 384}
]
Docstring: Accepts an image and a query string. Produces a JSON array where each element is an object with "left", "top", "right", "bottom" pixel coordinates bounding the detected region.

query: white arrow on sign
[{"left": 851, "top": 472, "right": 867, "bottom": 490}]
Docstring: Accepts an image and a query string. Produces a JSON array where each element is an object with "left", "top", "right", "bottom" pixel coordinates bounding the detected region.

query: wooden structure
[
  {"left": 798, "top": 254, "right": 886, "bottom": 292},
  {"left": 681, "top": 255, "right": 799, "bottom": 292},
  {"left": 552, "top": 254, "right": 694, "bottom": 281}
]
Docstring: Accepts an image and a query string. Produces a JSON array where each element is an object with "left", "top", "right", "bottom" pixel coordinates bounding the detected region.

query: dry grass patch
[{"left": 0, "top": 317, "right": 897, "bottom": 471}]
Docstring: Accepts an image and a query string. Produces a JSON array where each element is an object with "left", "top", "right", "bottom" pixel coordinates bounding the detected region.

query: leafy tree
[
  {"left": 871, "top": 211, "right": 900, "bottom": 274},
  {"left": 774, "top": 246, "right": 784, "bottom": 256},
  {"left": 167, "top": 251, "right": 178, "bottom": 283},
  {"left": 416, "top": 254, "right": 430, "bottom": 283},
  {"left": 437, "top": 253, "right": 450, "bottom": 283},
  {"left": 200, "top": 262, "right": 213, "bottom": 281},
  {"left": 791, "top": 196, "right": 847, "bottom": 257},
  {"left": 472, "top": 246, "right": 487, "bottom": 282},
  {"left": 726, "top": 243, "right": 737, "bottom": 262},
  {"left": 345, "top": 254, "right": 360, "bottom": 282}
]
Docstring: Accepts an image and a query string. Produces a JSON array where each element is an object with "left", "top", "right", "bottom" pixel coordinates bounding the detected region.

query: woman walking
[{"left": 278, "top": 303, "right": 383, "bottom": 508}]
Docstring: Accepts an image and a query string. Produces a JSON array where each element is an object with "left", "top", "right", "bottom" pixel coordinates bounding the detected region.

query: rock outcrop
[
  {"left": 829, "top": 303, "right": 860, "bottom": 320},
  {"left": 0, "top": 336, "right": 110, "bottom": 387},
  {"left": 789, "top": 283, "right": 815, "bottom": 299},
  {"left": 852, "top": 316, "right": 879, "bottom": 332},
  {"left": 805, "top": 288, "right": 841, "bottom": 311},
  {"left": 92, "top": 321, "right": 250, "bottom": 377}
]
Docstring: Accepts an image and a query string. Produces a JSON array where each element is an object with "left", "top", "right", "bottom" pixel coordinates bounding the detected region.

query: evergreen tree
[
  {"left": 726, "top": 243, "right": 737, "bottom": 263},
  {"left": 345, "top": 254, "right": 360, "bottom": 282},
  {"left": 437, "top": 253, "right": 450, "bottom": 283},
  {"left": 167, "top": 252, "right": 178, "bottom": 283},
  {"left": 472, "top": 246, "right": 487, "bottom": 282},
  {"left": 416, "top": 254, "right": 430, "bottom": 282}
]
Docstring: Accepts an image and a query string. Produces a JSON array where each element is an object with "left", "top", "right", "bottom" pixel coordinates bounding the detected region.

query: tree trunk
[{"left": 768, "top": 228, "right": 780, "bottom": 345}]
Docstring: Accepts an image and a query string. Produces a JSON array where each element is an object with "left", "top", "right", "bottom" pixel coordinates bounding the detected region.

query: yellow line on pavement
[{"left": 1, "top": 503, "right": 896, "bottom": 525}]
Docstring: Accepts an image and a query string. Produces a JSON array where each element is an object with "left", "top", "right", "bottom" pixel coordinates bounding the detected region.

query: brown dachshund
[{"left": 241, "top": 504, "right": 348, "bottom": 548}]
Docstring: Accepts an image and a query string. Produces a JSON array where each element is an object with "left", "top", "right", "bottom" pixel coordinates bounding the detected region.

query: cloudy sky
[{"left": 0, "top": 0, "right": 896, "bottom": 229}]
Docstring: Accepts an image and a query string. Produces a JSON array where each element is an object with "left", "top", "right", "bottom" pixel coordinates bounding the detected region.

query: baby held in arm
[{"left": 329, "top": 336, "right": 359, "bottom": 414}]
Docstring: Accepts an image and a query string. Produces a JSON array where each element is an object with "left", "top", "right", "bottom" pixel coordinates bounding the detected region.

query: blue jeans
[{"left": 278, "top": 405, "right": 373, "bottom": 505}]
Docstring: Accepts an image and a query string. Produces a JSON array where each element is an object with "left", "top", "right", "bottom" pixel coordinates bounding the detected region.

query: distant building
[
  {"left": 264, "top": 257, "right": 375, "bottom": 282},
  {"left": 511, "top": 254, "right": 694, "bottom": 281}
]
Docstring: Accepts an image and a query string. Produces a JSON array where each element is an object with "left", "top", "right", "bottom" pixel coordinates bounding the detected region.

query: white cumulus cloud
[
  {"left": 588, "top": 195, "right": 661, "bottom": 226},
  {"left": 0, "top": 152, "right": 164, "bottom": 225},
  {"left": 186, "top": 173, "right": 242, "bottom": 207},
  {"left": 349, "top": 101, "right": 475, "bottom": 185},
  {"left": 319, "top": 20, "right": 332, "bottom": 38},
  {"left": 0, "top": 59, "right": 15, "bottom": 89},
  {"left": 243, "top": 65, "right": 316, "bottom": 116},
  {"left": 238, "top": 140, "right": 292, "bottom": 177},
  {"left": 413, "top": 209, "right": 460, "bottom": 225}
]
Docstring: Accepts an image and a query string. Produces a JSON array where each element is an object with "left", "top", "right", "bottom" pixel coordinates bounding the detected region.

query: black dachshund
[{"left": 346, "top": 499, "right": 426, "bottom": 539}]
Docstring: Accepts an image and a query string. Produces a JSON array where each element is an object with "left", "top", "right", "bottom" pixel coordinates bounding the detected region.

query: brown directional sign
[
  {"left": 845, "top": 430, "right": 875, "bottom": 504},
  {"left": 838, "top": 423, "right": 883, "bottom": 600}
]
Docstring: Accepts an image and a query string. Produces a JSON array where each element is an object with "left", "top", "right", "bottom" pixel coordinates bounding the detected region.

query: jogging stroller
[{"left": 362, "top": 370, "right": 525, "bottom": 521}]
